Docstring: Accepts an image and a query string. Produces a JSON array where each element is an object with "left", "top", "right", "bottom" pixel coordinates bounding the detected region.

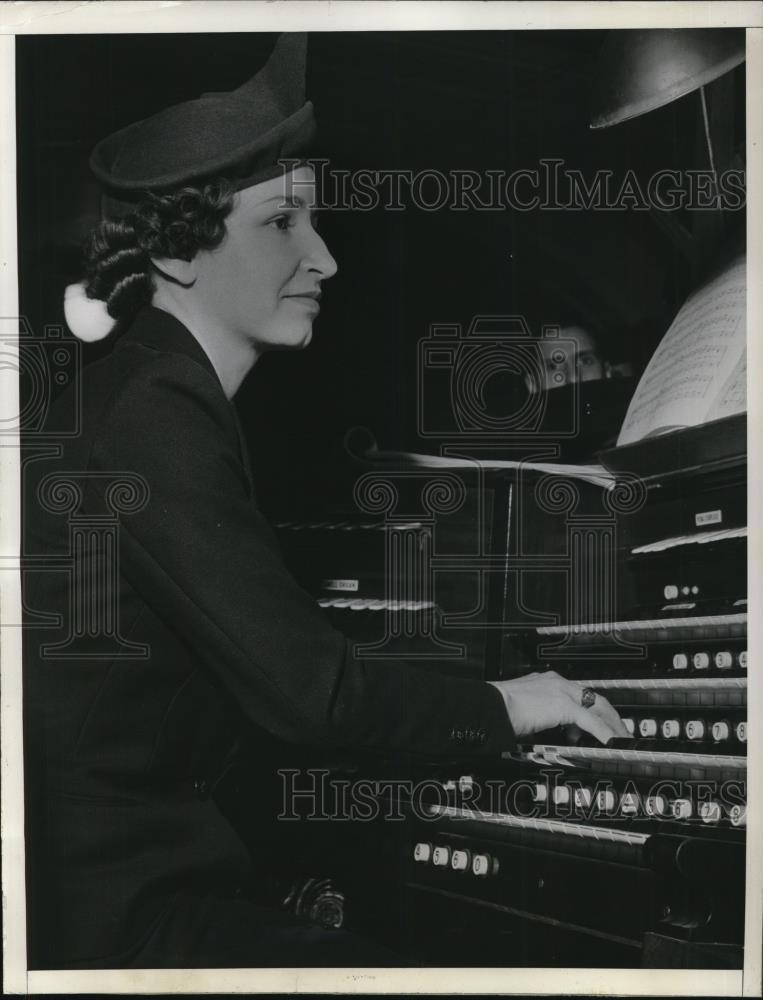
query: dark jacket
[{"left": 23, "top": 305, "right": 514, "bottom": 967}]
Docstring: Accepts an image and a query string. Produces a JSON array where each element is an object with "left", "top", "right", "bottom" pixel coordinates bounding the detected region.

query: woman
[{"left": 23, "top": 34, "right": 626, "bottom": 970}]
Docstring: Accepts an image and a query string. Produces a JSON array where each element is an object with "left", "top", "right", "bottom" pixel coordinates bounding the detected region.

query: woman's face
[{"left": 191, "top": 166, "right": 337, "bottom": 353}]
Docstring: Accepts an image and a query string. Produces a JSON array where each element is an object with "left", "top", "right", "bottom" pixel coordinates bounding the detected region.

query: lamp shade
[{"left": 590, "top": 28, "right": 745, "bottom": 129}]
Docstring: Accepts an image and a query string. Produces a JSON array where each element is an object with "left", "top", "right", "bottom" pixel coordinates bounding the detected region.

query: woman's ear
[{"left": 150, "top": 255, "right": 197, "bottom": 289}]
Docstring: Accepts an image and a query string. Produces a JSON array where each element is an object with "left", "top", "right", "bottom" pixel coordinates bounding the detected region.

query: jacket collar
[
  {"left": 116, "top": 305, "right": 220, "bottom": 386},
  {"left": 117, "top": 305, "right": 256, "bottom": 497}
]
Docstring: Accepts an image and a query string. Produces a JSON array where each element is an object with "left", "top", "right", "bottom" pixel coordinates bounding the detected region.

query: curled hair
[{"left": 84, "top": 178, "right": 236, "bottom": 322}]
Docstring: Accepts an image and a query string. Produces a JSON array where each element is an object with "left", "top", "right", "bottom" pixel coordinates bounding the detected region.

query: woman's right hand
[{"left": 489, "top": 671, "right": 630, "bottom": 745}]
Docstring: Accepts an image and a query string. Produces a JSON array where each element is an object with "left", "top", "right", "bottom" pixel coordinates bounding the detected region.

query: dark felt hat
[{"left": 90, "top": 33, "right": 315, "bottom": 205}]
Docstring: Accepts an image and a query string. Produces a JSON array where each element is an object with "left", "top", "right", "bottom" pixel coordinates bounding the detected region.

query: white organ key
[
  {"left": 621, "top": 792, "right": 640, "bottom": 815},
  {"left": 672, "top": 798, "right": 693, "bottom": 820},
  {"left": 729, "top": 805, "right": 747, "bottom": 827},
  {"left": 553, "top": 786, "right": 571, "bottom": 807},
  {"left": 536, "top": 613, "right": 746, "bottom": 636},
  {"left": 425, "top": 805, "right": 650, "bottom": 847},
  {"left": 645, "top": 795, "right": 668, "bottom": 817},
  {"left": 532, "top": 783, "right": 548, "bottom": 804},
  {"left": 413, "top": 842, "right": 432, "bottom": 863},
  {"left": 450, "top": 849, "right": 470, "bottom": 871},
  {"left": 582, "top": 677, "right": 745, "bottom": 693},
  {"left": 712, "top": 721, "right": 731, "bottom": 742},
  {"left": 700, "top": 802, "right": 721, "bottom": 824},
  {"left": 685, "top": 720, "right": 706, "bottom": 741},
  {"left": 596, "top": 790, "right": 616, "bottom": 813},
  {"left": 639, "top": 718, "right": 658, "bottom": 738},
  {"left": 574, "top": 787, "right": 593, "bottom": 810},
  {"left": 526, "top": 744, "right": 747, "bottom": 774},
  {"left": 432, "top": 846, "right": 451, "bottom": 867}
]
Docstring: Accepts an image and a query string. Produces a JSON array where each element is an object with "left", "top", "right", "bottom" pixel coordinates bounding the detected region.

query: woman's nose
[{"left": 300, "top": 227, "right": 338, "bottom": 280}]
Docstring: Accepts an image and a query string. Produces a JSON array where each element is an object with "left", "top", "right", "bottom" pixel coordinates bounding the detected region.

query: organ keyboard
[{"left": 271, "top": 415, "right": 747, "bottom": 967}]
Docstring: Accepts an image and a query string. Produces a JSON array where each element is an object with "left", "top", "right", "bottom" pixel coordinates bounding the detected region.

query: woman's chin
[{"left": 264, "top": 325, "right": 314, "bottom": 351}]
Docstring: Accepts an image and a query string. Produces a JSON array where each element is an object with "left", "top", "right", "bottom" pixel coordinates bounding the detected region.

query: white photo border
[{"left": 2, "top": 2, "right": 761, "bottom": 995}]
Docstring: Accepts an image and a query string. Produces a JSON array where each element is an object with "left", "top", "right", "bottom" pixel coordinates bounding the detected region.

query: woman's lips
[{"left": 284, "top": 294, "right": 321, "bottom": 311}]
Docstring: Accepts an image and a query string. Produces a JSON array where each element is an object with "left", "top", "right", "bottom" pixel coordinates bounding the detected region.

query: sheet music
[
  {"left": 617, "top": 255, "right": 746, "bottom": 446},
  {"left": 707, "top": 352, "right": 747, "bottom": 423}
]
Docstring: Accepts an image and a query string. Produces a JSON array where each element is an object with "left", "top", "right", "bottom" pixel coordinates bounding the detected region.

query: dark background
[{"left": 16, "top": 31, "right": 746, "bottom": 513}]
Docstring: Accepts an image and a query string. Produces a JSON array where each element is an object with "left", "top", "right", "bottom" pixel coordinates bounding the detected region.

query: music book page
[{"left": 616, "top": 254, "right": 746, "bottom": 446}]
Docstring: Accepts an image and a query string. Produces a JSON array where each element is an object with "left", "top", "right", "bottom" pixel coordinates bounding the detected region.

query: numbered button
[
  {"left": 700, "top": 802, "right": 721, "bottom": 824},
  {"left": 639, "top": 718, "right": 657, "bottom": 738},
  {"left": 672, "top": 798, "right": 693, "bottom": 820},
  {"left": 597, "top": 790, "right": 616, "bottom": 813},
  {"left": 685, "top": 720, "right": 706, "bottom": 741},
  {"left": 735, "top": 721, "right": 747, "bottom": 743},
  {"left": 432, "top": 846, "right": 451, "bottom": 867},
  {"left": 645, "top": 795, "right": 668, "bottom": 817},
  {"left": 451, "top": 849, "right": 471, "bottom": 872},
  {"left": 621, "top": 792, "right": 640, "bottom": 816},
  {"left": 672, "top": 653, "right": 688, "bottom": 670},
  {"left": 693, "top": 652, "right": 710, "bottom": 670},
  {"left": 715, "top": 651, "right": 733, "bottom": 669},
  {"left": 413, "top": 842, "right": 432, "bottom": 863},
  {"left": 661, "top": 719, "right": 681, "bottom": 739},
  {"left": 553, "top": 786, "right": 571, "bottom": 807},
  {"left": 729, "top": 805, "right": 747, "bottom": 828},
  {"left": 711, "top": 721, "right": 730, "bottom": 742},
  {"left": 574, "top": 787, "right": 593, "bottom": 811},
  {"left": 472, "top": 853, "right": 497, "bottom": 877}
]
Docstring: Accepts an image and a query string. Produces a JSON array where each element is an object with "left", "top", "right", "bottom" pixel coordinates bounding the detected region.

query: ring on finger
[{"left": 580, "top": 687, "right": 597, "bottom": 710}]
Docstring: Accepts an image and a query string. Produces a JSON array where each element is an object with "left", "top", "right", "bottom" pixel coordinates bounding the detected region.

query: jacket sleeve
[{"left": 90, "top": 350, "right": 516, "bottom": 758}]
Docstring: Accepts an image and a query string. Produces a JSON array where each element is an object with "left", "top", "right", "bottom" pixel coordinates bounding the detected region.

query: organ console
[{"left": 269, "top": 411, "right": 747, "bottom": 968}]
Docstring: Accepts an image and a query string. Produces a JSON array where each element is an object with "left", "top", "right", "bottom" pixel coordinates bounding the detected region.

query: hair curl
[{"left": 84, "top": 178, "right": 236, "bottom": 322}]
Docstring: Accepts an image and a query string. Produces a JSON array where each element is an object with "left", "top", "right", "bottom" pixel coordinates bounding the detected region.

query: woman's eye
[{"left": 270, "top": 215, "right": 294, "bottom": 231}]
